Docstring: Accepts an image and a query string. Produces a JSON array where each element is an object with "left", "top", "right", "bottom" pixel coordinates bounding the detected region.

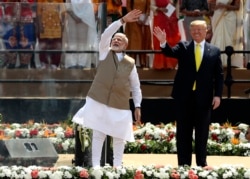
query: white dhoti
[
  {"left": 72, "top": 97, "right": 135, "bottom": 167},
  {"left": 72, "top": 97, "right": 135, "bottom": 142}
]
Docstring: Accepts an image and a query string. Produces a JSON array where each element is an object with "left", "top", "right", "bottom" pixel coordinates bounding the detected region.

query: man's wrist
[
  {"left": 120, "top": 18, "right": 125, "bottom": 24},
  {"left": 160, "top": 41, "right": 167, "bottom": 48}
]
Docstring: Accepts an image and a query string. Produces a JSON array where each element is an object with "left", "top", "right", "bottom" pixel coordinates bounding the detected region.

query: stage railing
[{"left": 0, "top": 47, "right": 249, "bottom": 99}]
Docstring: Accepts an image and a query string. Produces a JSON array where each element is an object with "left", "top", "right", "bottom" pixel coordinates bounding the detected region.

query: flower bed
[
  {"left": 0, "top": 120, "right": 250, "bottom": 156},
  {"left": 0, "top": 164, "right": 250, "bottom": 179},
  {"left": 126, "top": 122, "right": 250, "bottom": 156},
  {"left": 0, "top": 121, "right": 250, "bottom": 178}
]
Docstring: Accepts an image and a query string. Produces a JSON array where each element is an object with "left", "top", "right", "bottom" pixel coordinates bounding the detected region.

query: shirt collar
[
  {"left": 116, "top": 52, "right": 124, "bottom": 61},
  {"left": 194, "top": 40, "right": 205, "bottom": 48}
]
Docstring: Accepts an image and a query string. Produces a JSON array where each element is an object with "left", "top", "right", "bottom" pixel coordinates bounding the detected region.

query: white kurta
[{"left": 72, "top": 20, "right": 142, "bottom": 142}]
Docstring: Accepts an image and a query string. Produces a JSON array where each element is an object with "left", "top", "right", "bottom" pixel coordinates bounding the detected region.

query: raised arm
[
  {"left": 153, "top": 26, "right": 167, "bottom": 45},
  {"left": 99, "top": 9, "right": 142, "bottom": 61}
]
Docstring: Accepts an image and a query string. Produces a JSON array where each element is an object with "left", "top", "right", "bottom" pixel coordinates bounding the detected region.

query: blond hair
[{"left": 190, "top": 20, "right": 207, "bottom": 29}]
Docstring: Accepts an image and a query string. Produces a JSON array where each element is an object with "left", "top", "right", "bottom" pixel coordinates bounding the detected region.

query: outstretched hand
[
  {"left": 122, "top": 9, "right": 142, "bottom": 23},
  {"left": 153, "top": 26, "right": 166, "bottom": 44}
]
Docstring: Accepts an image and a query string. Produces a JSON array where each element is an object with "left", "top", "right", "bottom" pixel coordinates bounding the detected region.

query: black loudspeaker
[{"left": 0, "top": 138, "right": 58, "bottom": 167}]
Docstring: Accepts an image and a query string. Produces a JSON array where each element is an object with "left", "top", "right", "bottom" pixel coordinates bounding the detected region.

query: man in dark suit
[{"left": 153, "top": 20, "right": 224, "bottom": 167}]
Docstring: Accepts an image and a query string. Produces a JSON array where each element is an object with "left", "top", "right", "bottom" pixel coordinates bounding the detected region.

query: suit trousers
[{"left": 175, "top": 90, "right": 211, "bottom": 167}]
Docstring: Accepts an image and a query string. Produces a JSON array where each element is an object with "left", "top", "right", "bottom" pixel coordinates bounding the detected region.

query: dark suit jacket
[{"left": 161, "top": 41, "right": 224, "bottom": 108}]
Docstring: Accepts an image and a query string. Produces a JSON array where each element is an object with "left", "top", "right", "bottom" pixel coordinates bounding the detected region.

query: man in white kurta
[{"left": 72, "top": 9, "right": 142, "bottom": 167}]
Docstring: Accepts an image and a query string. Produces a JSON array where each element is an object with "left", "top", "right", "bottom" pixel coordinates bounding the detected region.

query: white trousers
[{"left": 92, "top": 130, "right": 125, "bottom": 167}]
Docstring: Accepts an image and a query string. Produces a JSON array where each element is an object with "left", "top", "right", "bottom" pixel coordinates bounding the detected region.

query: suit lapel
[{"left": 200, "top": 42, "right": 210, "bottom": 69}]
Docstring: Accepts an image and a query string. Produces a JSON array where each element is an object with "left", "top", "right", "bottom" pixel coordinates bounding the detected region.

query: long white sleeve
[
  {"left": 99, "top": 20, "right": 123, "bottom": 61},
  {"left": 130, "top": 66, "right": 142, "bottom": 107}
]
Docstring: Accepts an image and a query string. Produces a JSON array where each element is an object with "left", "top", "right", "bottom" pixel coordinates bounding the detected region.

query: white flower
[
  {"left": 56, "top": 131, "right": 65, "bottom": 138},
  {"left": 145, "top": 170, "right": 153, "bottom": 177},
  {"left": 11, "top": 123, "right": 21, "bottom": 128},
  {"left": 49, "top": 137, "right": 60, "bottom": 144},
  {"left": 169, "top": 138, "right": 177, "bottom": 152},
  {"left": 244, "top": 169, "right": 250, "bottom": 178},
  {"left": 105, "top": 171, "right": 114, "bottom": 179},
  {"left": 54, "top": 126, "right": 64, "bottom": 133},
  {"left": 23, "top": 167, "right": 32, "bottom": 179},
  {"left": 62, "top": 139, "right": 70, "bottom": 151},
  {"left": 199, "top": 170, "right": 212, "bottom": 178},
  {"left": 239, "top": 132, "right": 248, "bottom": 142},
  {"left": 33, "top": 123, "right": 41, "bottom": 128},
  {"left": 223, "top": 170, "right": 233, "bottom": 178},
  {"left": 213, "top": 129, "right": 221, "bottom": 135},
  {"left": 4, "top": 128, "right": 15, "bottom": 138},
  {"left": 3, "top": 168, "right": 12, "bottom": 177},
  {"left": 115, "top": 166, "right": 126, "bottom": 175},
  {"left": 211, "top": 123, "right": 221, "bottom": 129},
  {"left": 37, "top": 130, "right": 45, "bottom": 137},
  {"left": 91, "top": 167, "right": 104, "bottom": 179},
  {"left": 211, "top": 171, "right": 218, "bottom": 178},
  {"left": 153, "top": 128, "right": 165, "bottom": 139},
  {"left": 225, "top": 143, "right": 233, "bottom": 151},
  {"left": 21, "top": 128, "right": 30, "bottom": 138},
  {"left": 55, "top": 127, "right": 65, "bottom": 138},
  {"left": 158, "top": 168, "right": 170, "bottom": 178},
  {"left": 63, "top": 170, "right": 72, "bottom": 178},
  {"left": 50, "top": 170, "right": 63, "bottom": 179},
  {"left": 238, "top": 123, "right": 249, "bottom": 131},
  {"left": 38, "top": 170, "right": 52, "bottom": 178}
]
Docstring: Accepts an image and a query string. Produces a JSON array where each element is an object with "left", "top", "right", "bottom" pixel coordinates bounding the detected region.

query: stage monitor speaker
[{"left": 0, "top": 138, "right": 58, "bottom": 167}]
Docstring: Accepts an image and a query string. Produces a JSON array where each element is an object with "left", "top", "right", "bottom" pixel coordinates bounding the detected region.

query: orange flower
[
  {"left": 231, "top": 137, "right": 240, "bottom": 145},
  {"left": 133, "top": 125, "right": 138, "bottom": 131},
  {"left": 43, "top": 129, "right": 56, "bottom": 138}
]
